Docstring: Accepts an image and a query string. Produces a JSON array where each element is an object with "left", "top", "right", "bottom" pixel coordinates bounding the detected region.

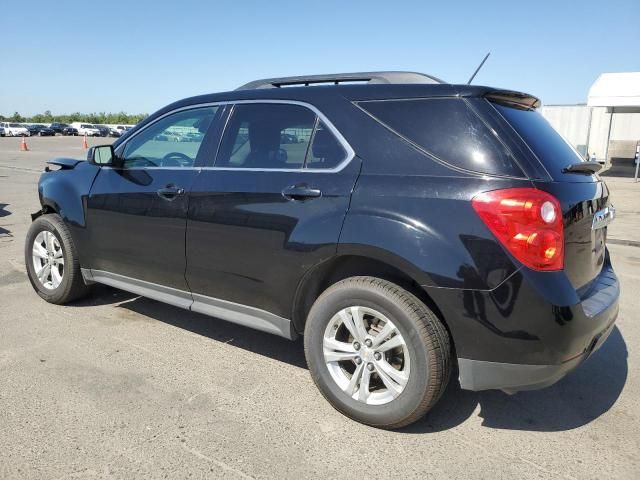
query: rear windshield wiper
[{"left": 562, "top": 161, "right": 602, "bottom": 174}]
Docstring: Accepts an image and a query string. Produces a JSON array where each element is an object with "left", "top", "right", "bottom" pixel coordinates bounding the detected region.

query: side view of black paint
[{"left": 25, "top": 72, "right": 619, "bottom": 428}]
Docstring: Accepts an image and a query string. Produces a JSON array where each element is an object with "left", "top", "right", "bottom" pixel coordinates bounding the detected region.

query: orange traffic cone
[
  {"left": 20, "top": 136, "right": 29, "bottom": 151},
  {"left": 82, "top": 134, "right": 88, "bottom": 149}
]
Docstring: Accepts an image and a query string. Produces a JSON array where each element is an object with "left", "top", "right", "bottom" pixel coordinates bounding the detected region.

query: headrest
[{"left": 249, "top": 122, "right": 281, "bottom": 152}]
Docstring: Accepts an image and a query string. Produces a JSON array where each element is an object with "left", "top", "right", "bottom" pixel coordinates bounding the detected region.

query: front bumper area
[{"left": 458, "top": 306, "right": 617, "bottom": 393}]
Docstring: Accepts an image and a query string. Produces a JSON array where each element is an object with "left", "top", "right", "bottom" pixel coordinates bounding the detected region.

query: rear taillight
[{"left": 471, "top": 188, "right": 564, "bottom": 271}]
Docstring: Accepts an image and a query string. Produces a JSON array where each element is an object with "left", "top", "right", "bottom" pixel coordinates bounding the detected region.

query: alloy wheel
[
  {"left": 323, "top": 306, "right": 410, "bottom": 405},
  {"left": 31, "top": 230, "right": 64, "bottom": 290}
]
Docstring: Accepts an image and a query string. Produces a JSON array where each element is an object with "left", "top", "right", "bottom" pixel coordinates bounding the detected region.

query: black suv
[
  {"left": 25, "top": 72, "right": 619, "bottom": 428},
  {"left": 49, "top": 122, "right": 69, "bottom": 135}
]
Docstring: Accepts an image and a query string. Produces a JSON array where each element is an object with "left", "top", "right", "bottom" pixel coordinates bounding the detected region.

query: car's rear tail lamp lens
[{"left": 472, "top": 188, "right": 564, "bottom": 271}]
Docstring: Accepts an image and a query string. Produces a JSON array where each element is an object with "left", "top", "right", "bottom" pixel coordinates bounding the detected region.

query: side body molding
[{"left": 81, "top": 269, "right": 295, "bottom": 339}]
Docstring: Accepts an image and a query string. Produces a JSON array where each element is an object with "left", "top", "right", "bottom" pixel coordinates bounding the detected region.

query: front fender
[
  {"left": 37, "top": 160, "right": 100, "bottom": 265},
  {"left": 38, "top": 160, "right": 99, "bottom": 227}
]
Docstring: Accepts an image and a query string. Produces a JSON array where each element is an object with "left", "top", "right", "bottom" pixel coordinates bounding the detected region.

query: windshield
[{"left": 9, "top": 123, "right": 21, "bottom": 127}]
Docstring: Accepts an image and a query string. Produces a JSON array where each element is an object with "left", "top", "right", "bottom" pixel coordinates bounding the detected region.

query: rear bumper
[
  {"left": 458, "top": 316, "right": 616, "bottom": 392},
  {"left": 424, "top": 254, "right": 620, "bottom": 392}
]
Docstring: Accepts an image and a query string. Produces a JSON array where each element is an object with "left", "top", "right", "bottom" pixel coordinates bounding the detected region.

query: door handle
[
  {"left": 282, "top": 184, "right": 322, "bottom": 201},
  {"left": 157, "top": 185, "right": 185, "bottom": 201}
]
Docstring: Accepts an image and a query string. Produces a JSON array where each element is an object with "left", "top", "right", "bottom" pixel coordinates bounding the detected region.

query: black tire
[
  {"left": 304, "top": 276, "right": 451, "bottom": 429},
  {"left": 25, "top": 214, "right": 92, "bottom": 304}
]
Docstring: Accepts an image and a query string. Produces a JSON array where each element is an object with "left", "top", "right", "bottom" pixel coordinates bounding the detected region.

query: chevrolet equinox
[{"left": 25, "top": 71, "right": 619, "bottom": 428}]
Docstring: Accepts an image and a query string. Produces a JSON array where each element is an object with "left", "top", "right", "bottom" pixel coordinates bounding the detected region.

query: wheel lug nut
[
  {"left": 367, "top": 363, "right": 374, "bottom": 372},
  {"left": 355, "top": 357, "right": 362, "bottom": 365},
  {"left": 353, "top": 342, "right": 361, "bottom": 351},
  {"left": 374, "top": 352, "right": 382, "bottom": 361},
  {"left": 364, "top": 339, "right": 372, "bottom": 348}
]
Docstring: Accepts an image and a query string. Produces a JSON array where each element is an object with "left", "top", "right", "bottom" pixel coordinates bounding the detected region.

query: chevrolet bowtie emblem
[{"left": 592, "top": 206, "right": 615, "bottom": 230}]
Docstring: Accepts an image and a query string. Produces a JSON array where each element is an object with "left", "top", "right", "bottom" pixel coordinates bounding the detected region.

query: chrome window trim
[
  {"left": 100, "top": 166, "right": 200, "bottom": 171},
  {"left": 115, "top": 99, "right": 355, "bottom": 174}
]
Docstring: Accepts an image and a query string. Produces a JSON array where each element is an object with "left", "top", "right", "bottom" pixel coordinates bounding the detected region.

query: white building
[{"left": 540, "top": 72, "right": 640, "bottom": 168}]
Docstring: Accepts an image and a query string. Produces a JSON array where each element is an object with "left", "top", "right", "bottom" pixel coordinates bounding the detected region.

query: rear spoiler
[
  {"left": 484, "top": 90, "right": 541, "bottom": 110},
  {"left": 563, "top": 161, "right": 602, "bottom": 174}
]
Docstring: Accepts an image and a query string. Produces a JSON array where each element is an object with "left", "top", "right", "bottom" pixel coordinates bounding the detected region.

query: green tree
[{"left": 2, "top": 111, "right": 147, "bottom": 125}]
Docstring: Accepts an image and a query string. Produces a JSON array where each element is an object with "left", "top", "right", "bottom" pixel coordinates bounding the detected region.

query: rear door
[
  {"left": 85, "top": 106, "right": 222, "bottom": 294},
  {"left": 492, "top": 102, "right": 613, "bottom": 290},
  {"left": 186, "top": 101, "right": 360, "bottom": 320}
]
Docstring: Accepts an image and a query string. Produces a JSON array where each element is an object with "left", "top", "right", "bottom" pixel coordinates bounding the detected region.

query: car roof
[
  {"left": 128, "top": 72, "right": 539, "bottom": 141},
  {"left": 165, "top": 83, "right": 513, "bottom": 110}
]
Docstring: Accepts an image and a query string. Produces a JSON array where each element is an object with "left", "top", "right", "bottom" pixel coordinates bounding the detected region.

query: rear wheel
[
  {"left": 25, "top": 214, "right": 92, "bottom": 304},
  {"left": 304, "top": 276, "right": 451, "bottom": 429}
]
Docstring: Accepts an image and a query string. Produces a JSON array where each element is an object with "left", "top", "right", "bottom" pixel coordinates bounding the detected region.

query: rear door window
[
  {"left": 216, "top": 103, "right": 315, "bottom": 169},
  {"left": 359, "top": 98, "right": 523, "bottom": 177}
]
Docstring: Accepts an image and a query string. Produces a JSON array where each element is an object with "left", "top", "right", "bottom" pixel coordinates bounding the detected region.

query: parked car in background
[
  {"left": 96, "top": 125, "right": 110, "bottom": 137},
  {"left": 27, "top": 125, "right": 56, "bottom": 136},
  {"left": 49, "top": 123, "right": 70, "bottom": 135},
  {"left": 0, "top": 126, "right": 5, "bottom": 137},
  {"left": 0, "top": 122, "right": 30, "bottom": 136},
  {"left": 280, "top": 132, "right": 300, "bottom": 144},
  {"left": 108, "top": 127, "right": 121, "bottom": 137},
  {"left": 119, "top": 126, "right": 133, "bottom": 139},
  {"left": 62, "top": 126, "right": 79, "bottom": 136},
  {"left": 71, "top": 123, "right": 101, "bottom": 137},
  {"left": 184, "top": 132, "right": 204, "bottom": 142}
]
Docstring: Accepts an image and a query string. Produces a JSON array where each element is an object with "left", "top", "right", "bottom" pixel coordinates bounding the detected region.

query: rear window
[
  {"left": 494, "top": 104, "right": 584, "bottom": 176},
  {"left": 359, "top": 98, "right": 523, "bottom": 177}
]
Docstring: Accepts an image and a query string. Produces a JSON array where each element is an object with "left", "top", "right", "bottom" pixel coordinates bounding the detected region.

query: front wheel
[
  {"left": 304, "top": 276, "right": 452, "bottom": 429},
  {"left": 25, "top": 214, "right": 92, "bottom": 304}
]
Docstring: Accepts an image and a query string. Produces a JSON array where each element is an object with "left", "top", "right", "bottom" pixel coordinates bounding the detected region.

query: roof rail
[{"left": 236, "top": 71, "right": 445, "bottom": 90}]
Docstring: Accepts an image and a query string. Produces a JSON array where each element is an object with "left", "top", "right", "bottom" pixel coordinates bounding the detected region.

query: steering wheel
[
  {"left": 162, "top": 152, "right": 193, "bottom": 167},
  {"left": 125, "top": 156, "right": 159, "bottom": 167}
]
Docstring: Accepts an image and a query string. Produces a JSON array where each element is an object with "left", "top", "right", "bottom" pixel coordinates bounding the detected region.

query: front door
[
  {"left": 186, "top": 102, "right": 360, "bottom": 320},
  {"left": 85, "top": 105, "right": 223, "bottom": 292}
]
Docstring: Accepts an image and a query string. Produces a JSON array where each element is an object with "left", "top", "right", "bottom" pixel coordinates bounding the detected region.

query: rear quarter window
[{"left": 358, "top": 98, "right": 524, "bottom": 177}]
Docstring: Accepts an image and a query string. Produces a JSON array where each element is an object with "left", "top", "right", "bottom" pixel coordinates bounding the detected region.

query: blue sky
[{"left": 2, "top": 0, "right": 639, "bottom": 116}]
